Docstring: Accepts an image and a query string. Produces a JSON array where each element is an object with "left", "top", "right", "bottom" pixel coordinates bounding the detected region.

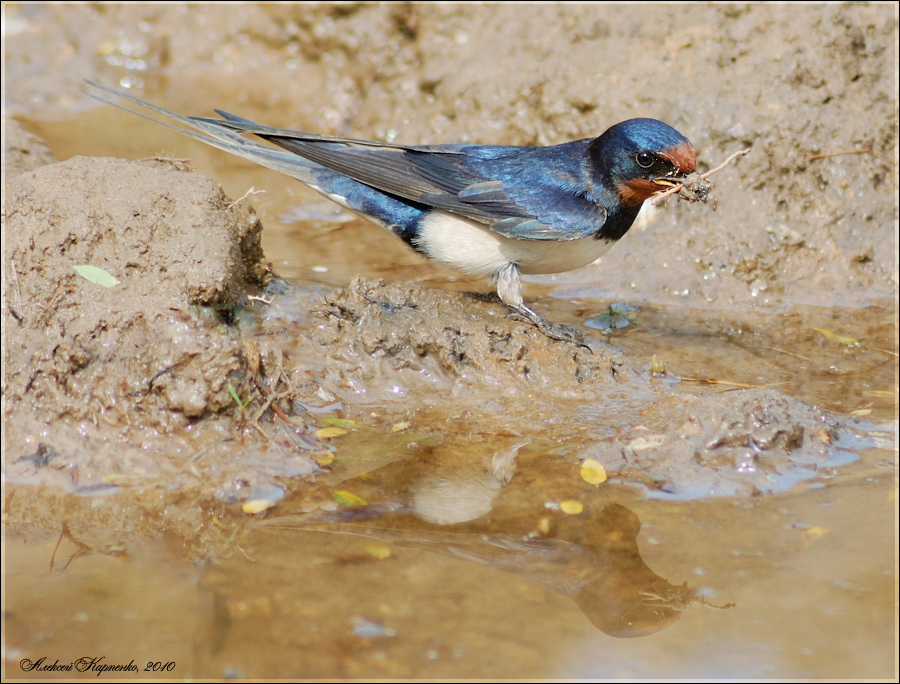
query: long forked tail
[{"left": 82, "top": 80, "right": 321, "bottom": 185}]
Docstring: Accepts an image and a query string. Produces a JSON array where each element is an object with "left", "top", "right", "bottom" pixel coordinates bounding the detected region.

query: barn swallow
[{"left": 85, "top": 81, "right": 696, "bottom": 343}]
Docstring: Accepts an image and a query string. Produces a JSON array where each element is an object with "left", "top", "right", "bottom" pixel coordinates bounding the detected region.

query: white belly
[{"left": 415, "top": 210, "right": 614, "bottom": 278}]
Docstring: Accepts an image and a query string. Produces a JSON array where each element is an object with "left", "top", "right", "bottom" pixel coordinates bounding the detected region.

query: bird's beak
[
  {"left": 650, "top": 163, "right": 695, "bottom": 189},
  {"left": 656, "top": 142, "right": 697, "bottom": 183}
]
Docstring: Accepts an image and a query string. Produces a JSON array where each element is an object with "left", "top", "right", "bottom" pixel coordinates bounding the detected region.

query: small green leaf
[
  {"left": 323, "top": 418, "right": 361, "bottom": 429},
  {"left": 73, "top": 265, "right": 120, "bottom": 288},
  {"left": 227, "top": 383, "right": 241, "bottom": 403},
  {"left": 227, "top": 382, "right": 251, "bottom": 410}
]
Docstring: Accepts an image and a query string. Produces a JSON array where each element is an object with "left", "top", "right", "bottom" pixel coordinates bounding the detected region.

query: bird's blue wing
[
  {"left": 233, "top": 125, "right": 607, "bottom": 241},
  {"left": 83, "top": 82, "right": 607, "bottom": 241}
]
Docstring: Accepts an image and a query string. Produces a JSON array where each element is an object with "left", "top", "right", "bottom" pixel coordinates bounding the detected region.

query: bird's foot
[{"left": 507, "top": 304, "right": 590, "bottom": 350}]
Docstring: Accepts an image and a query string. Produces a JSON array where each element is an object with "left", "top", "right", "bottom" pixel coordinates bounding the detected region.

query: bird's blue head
[{"left": 588, "top": 118, "right": 696, "bottom": 206}]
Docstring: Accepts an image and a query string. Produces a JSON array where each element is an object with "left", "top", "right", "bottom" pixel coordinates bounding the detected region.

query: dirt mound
[{"left": 2, "top": 155, "right": 293, "bottom": 496}]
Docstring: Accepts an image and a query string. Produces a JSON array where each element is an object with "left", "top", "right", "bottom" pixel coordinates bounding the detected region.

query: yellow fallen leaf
[
  {"left": 242, "top": 499, "right": 276, "bottom": 514},
  {"left": 364, "top": 544, "right": 391, "bottom": 559},
  {"left": 536, "top": 517, "right": 551, "bottom": 534},
  {"left": 850, "top": 408, "right": 872, "bottom": 416},
  {"left": 806, "top": 526, "right": 828, "bottom": 539},
  {"left": 333, "top": 490, "right": 367, "bottom": 507},
  {"left": 813, "top": 327, "right": 858, "bottom": 346},
  {"left": 315, "top": 427, "right": 348, "bottom": 439},
  {"left": 580, "top": 458, "right": 608, "bottom": 486},
  {"left": 560, "top": 500, "right": 583, "bottom": 515},
  {"left": 391, "top": 421, "right": 412, "bottom": 433},
  {"left": 311, "top": 450, "right": 335, "bottom": 465}
]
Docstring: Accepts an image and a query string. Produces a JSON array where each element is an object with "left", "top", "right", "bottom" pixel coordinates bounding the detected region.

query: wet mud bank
[
  {"left": 2, "top": 135, "right": 890, "bottom": 543},
  {"left": 2, "top": 4, "right": 897, "bottom": 679}
]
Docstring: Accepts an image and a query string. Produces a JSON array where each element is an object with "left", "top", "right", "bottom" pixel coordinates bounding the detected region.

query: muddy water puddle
[{"left": 4, "top": 455, "right": 895, "bottom": 679}]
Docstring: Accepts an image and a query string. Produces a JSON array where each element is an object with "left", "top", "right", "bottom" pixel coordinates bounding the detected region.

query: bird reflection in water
[{"left": 258, "top": 438, "right": 731, "bottom": 638}]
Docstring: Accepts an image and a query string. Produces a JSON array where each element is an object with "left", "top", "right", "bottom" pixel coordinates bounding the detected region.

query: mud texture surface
[
  {"left": 309, "top": 277, "right": 632, "bottom": 402},
  {"left": 2, "top": 119, "right": 57, "bottom": 178},
  {"left": 2, "top": 3, "right": 897, "bottom": 680},
  {"left": 3, "top": 155, "right": 289, "bottom": 496},
  {"left": 6, "top": 4, "right": 897, "bottom": 310}
]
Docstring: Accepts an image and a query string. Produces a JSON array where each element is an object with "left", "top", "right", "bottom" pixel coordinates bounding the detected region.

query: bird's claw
[{"left": 507, "top": 304, "right": 591, "bottom": 350}]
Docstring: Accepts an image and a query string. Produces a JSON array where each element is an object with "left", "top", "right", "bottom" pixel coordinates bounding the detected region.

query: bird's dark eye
[{"left": 635, "top": 151, "right": 654, "bottom": 169}]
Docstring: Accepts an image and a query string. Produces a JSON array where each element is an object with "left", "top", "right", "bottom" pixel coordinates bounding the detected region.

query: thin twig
[
  {"left": 695, "top": 596, "right": 736, "bottom": 610},
  {"left": 32, "top": 287, "right": 70, "bottom": 327},
  {"left": 10, "top": 260, "right": 23, "bottom": 313},
  {"left": 808, "top": 148, "right": 873, "bottom": 160},
  {"left": 49, "top": 523, "right": 91, "bottom": 572},
  {"left": 249, "top": 376, "right": 296, "bottom": 442},
  {"left": 864, "top": 347, "right": 899, "bottom": 358},
  {"left": 672, "top": 373, "right": 788, "bottom": 390},
  {"left": 757, "top": 346, "right": 812, "bottom": 362},
  {"left": 227, "top": 186, "right": 264, "bottom": 209},
  {"left": 702, "top": 147, "right": 753, "bottom": 178}
]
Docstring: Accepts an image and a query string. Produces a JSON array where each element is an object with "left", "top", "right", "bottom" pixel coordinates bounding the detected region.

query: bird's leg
[
  {"left": 492, "top": 263, "right": 587, "bottom": 347},
  {"left": 509, "top": 302, "right": 588, "bottom": 346}
]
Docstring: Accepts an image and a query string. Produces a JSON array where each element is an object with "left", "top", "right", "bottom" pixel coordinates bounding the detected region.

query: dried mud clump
[
  {"left": 672, "top": 172, "right": 712, "bottom": 205},
  {"left": 309, "top": 277, "right": 637, "bottom": 405},
  {"left": 2, "top": 156, "right": 270, "bottom": 486}
]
